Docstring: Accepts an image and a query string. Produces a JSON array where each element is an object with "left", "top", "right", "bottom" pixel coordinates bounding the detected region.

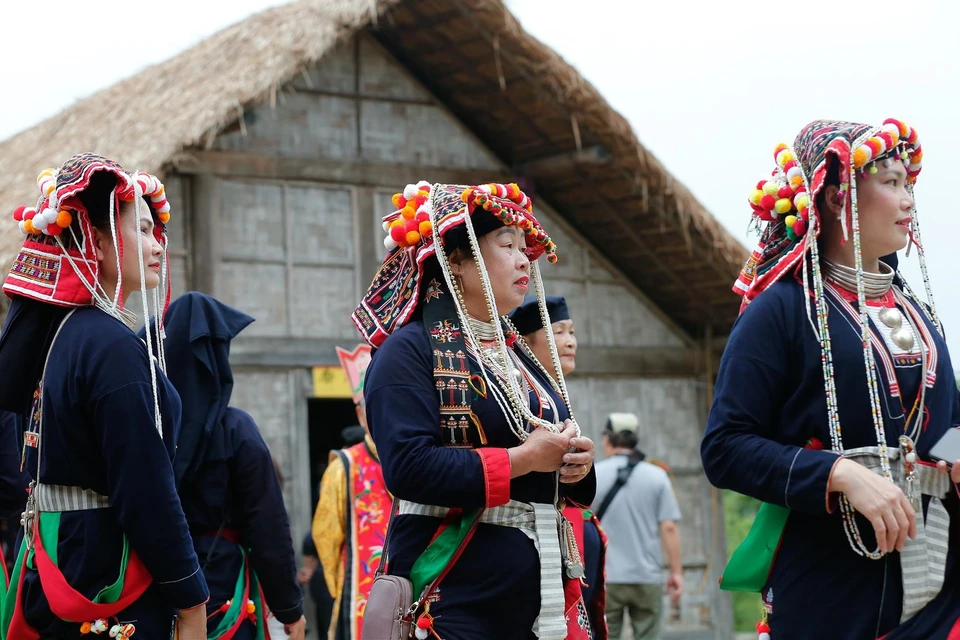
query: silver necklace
[
  {"left": 822, "top": 258, "right": 895, "bottom": 299},
  {"left": 823, "top": 259, "right": 914, "bottom": 349}
]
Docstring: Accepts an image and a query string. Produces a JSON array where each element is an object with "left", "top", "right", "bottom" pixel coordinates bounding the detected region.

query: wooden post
[{"left": 190, "top": 172, "right": 221, "bottom": 294}]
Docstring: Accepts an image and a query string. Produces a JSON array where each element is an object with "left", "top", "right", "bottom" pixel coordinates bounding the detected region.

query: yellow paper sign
[{"left": 312, "top": 366, "right": 352, "bottom": 398}]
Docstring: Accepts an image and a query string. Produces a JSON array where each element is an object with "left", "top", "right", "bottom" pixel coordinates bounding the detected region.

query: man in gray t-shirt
[{"left": 592, "top": 413, "right": 683, "bottom": 640}]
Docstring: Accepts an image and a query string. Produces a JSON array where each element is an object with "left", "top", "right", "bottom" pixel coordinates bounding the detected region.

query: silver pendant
[
  {"left": 564, "top": 560, "right": 585, "bottom": 580},
  {"left": 878, "top": 307, "right": 903, "bottom": 330},
  {"left": 891, "top": 326, "right": 915, "bottom": 351}
]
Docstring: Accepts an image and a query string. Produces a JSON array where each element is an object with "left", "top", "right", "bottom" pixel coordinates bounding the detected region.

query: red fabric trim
[
  {"left": 8, "top": 551, "right": 40, "bottom": 640},
  {"left": 32, "top": 519, "right": 153, "bottom": 622},
  {"left": 475, "top": 448, "right": 511, "bottom": 508},
  {"left": 201, "top": 529, "right": 242, "bottom": 544},
  {"left": 946, "top": 614, "right": 960, "bottom": 640}
]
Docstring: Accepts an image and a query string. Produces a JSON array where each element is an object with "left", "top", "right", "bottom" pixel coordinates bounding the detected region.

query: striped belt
[
  {"left": 32, "top": 483, "right": 111, "bottom": 512},
  {"left": 845, "top": 446, "right": 951, "bottom": 622},
  {"left": 398, "top": 499, "right": 567, "bottom": 640}
]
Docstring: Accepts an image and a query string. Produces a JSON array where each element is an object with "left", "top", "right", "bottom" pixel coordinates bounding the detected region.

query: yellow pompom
[
  {"left": 774, "top": 143, "right": 788, "bottom": 156},
  {"left": 56, "top": 210, "right": 73, "bottom": 228},
  {"left": 417, "top": 189, "right": 429, "bottom": 199},
  {"left": 749, "top": 189, "right": 764, "bottom": 205},
  {"left": 405, "top": 230, "right": 421, "bottom": 245},
  {"left": 776, "top": 149, "right": 794, "bottom": 167},
  {"left": 774, "top": 198, "right": 793, "bottom": 214},
  {"left": 44, "top": 183, "right": 55, "bottom": 197},
  {"left": 461, "top": 189, "right": 472, "bottom": 203},
  {"left": 785, "top": 215, "right": 798, "bottom": 228},
  {"left": 401, "top": 205, "right": 416, "bottom": 220},
  {"left": 762, "top": 182, "right": 779, "bottom": 196},
  {"left": 793, "top": 194, "right": 810, "bottom": 211},
  {"left": 391, "top": 194, "right": 402, "bottom": 208},
  {"left": 789, "top": 175, "right": 804, "bottom": 188}
]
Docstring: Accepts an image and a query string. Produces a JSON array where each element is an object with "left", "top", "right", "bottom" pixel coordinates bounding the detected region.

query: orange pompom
[
  {"left": 246, "top": 601, "right": 256, "bottom": 614},
  {"left": 158, "top": 212, "right": 171, "bottom": 224},
  {"left": 80, "top": 622, "right": 92, "bottom": 634},
  {"left": 418, "top": 221, "right": 432, "bottom": 237},
  {"left": 405, "top": 230, "right": 421, "bottom": 245},
  {"left": 852, "top": 147, "right": 868, "bottom": 168},
  {"left": 391, "top": 194, "right": 402, "bottom": 208},
  {"left": 23, "top": 220, "right": 37, "bottom": 234},
  {"left": 56, "top": 210, "right": 72, "bottom": 228},
  {"left": 401, "top": 205, "right": 416, "bottom": 220}
]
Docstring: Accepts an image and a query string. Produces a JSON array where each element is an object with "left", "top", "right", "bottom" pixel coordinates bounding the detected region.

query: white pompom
[
  {"left": 403, "top": 184, "right": 418, "bottom": 199},
  {"left": 19, "top": 221, "right": 27, "bottom": 234},
  {"left": 416, "top": 180, "right": 431, "bottom": 189},
  {"left": 382, "top": 220, "right": 391, "bottom": 232},
  {"left": 479, "top": 184, "right": 493, "bottom": 194},
  {"left": 787, "top": 166, "right": 803, "bottom": 179},
  {"left": 383, "top": 236, "right": 398, "bottom": 251},
  {"left": 759, "top": 633, "right": 771, "bottom": 640},
  {"left": 415, "top": 628, "right": 429, "bottom": 640}
]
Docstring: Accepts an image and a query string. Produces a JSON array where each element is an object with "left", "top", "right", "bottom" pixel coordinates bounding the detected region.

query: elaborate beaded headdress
[
  {"left": 735, "top": 120, "right": 940, "bottom": 561},
  {"left": 353, "top": 181, "right": 574, "bottom": 442},
  {"left": 4, "top": 153, "right": 173, "bottom": 435}
]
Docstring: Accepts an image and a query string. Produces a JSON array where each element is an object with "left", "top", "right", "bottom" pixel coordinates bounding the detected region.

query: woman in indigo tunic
[
  {"left": 702, "top": 120, "right": 960, "bottom": 640},
  {"left": 353, "top": 182, "right": 597, "bottom": 639},
  {"left": 0, "top": 154, "right": 209, "bottom": 639},
  {"left": 149, "top": 292, "right": 306, "bottom": 640}
]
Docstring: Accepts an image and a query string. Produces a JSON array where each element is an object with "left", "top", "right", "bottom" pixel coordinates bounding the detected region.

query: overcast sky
[{"left": 2, "top": 0, "right": 957, "bottom": 356}]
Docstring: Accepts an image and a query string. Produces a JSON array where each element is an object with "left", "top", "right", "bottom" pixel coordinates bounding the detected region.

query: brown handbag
[{"left": 361, "top": 506, "right": 482, "bottom": 640}]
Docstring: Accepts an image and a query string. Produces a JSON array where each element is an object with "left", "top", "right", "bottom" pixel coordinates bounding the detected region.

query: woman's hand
[
  {"left": 559, "top": 422, "right": 594, "bottom": 484},
  {"left": 935, "top": 459, "right": 960, "bottom": 483},
  {"left": 509, "top": 423, "right": 573, "bottom": 477},
  {"left": 175, "top": 604, "right": 207, "bottom": 640},
  {"left": 284, "top": 616, "right": 307, "bottom": 640},
  {"left": 830, "top": 458, "right": 916, "bottom": 554}
]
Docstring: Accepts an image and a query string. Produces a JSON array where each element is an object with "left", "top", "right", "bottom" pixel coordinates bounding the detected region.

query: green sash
[
  {"left": 1, "top": 513, "right": 134, "bottom": 639},
  {"left": 409, "top": 509, "right": 478, "bottom": 598},
  {"left": 208, "top": 548, "right": 266, "bottom": 640},
  {"left": 719, "top": 502, "right": 790, "bottom": 592}
]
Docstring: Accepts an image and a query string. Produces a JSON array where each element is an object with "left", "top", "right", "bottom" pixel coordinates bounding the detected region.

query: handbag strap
[
  {"left": 374, "top": 499, "right": 400, "bottom": 580},
  {"left": 595, "top": 455, "right": 642, "bottom": 521}
]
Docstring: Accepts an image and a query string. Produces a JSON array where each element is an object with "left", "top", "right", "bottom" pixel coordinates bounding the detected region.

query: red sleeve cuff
[{"left": 476, "top": 448, "right": 511, "bottom": 508}]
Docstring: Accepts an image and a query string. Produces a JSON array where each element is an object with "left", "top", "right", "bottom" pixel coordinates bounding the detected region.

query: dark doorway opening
[{"left": 307, "top": 398, "right": 360, "bottom": 508}]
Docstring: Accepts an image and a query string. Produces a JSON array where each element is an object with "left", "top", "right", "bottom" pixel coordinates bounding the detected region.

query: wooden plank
[
  {"left": 230, "top": 336, "right": 359, "bottom": 367},
  {"left": 229, "top": 337, "right": 719, "bottom": 377},
  {"left": 175, "top": 150, "right": 511, "bottom": 189}
]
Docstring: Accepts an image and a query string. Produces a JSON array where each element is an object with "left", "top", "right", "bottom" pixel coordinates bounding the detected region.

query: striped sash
[
  {"left": 843, "top": 446, "right": 951, "bottom": 621},
  {"left": 398, "top": 499, "right": 567, "bottom": 639},
  {"left": 32, "top": 484, "right": 111, "bottom": 512}
]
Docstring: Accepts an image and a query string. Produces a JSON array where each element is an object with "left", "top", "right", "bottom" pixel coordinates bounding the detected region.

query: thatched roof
[{"left": 0, "top": 0, "right": 747, "bottom": 336}]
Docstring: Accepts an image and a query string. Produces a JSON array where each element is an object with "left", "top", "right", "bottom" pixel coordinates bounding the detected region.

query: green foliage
[{"left": 722, "top": 490, "right": 763, "bottom": 632}]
